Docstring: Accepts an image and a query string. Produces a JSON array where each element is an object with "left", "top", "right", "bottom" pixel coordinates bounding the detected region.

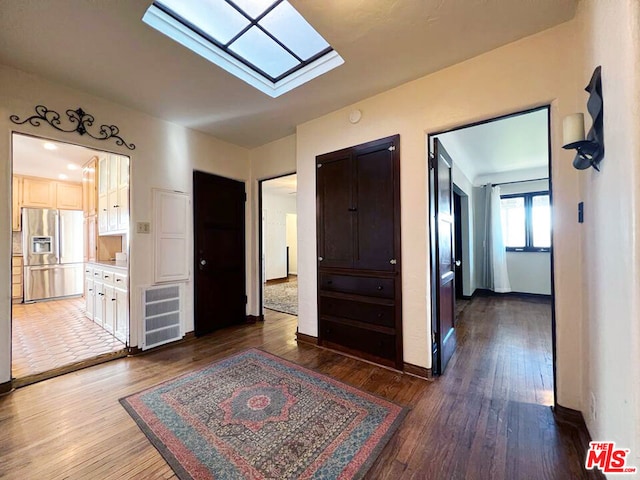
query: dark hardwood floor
[{"left": 0, "top": 296, "right": 599, "bottom": 479}]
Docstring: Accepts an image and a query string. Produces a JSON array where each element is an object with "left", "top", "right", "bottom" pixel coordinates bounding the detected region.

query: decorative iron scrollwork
[{"left": 10, "top": 105, "right": 136, "bottom": 150}]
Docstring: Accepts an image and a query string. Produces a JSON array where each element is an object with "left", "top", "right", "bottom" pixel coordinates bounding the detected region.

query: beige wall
[
  {"left": 0, "top": 65, "right": 250, "bottom": 384},
  {"left": 296, "top": 21, "right": 585, "bottom": 408},
  {"left": 247, "top": 135, "right": 296, "bottom": 315},
  {"left": 577, "top": 0, "right": 640, "bottom": 464}
]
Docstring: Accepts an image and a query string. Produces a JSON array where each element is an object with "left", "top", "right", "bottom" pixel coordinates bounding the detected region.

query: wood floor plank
[{"left": 0, "top": 296, "right": 602, "bottom": 479}]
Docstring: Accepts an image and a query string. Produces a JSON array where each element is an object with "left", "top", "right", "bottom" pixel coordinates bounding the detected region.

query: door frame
[
  {"left": 426, "top": 105, "right": 557, "bottom": 404},
  {"left": 257, "top": 171, "right": 296, "bottom": 318},
  {"left": 9, "top": 131, "right": 132, "bottom": 381}
]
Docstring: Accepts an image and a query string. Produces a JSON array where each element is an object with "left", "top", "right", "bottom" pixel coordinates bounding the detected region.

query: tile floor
[{"left": 12, "top": 297, "right": 126, "bottom": 381}]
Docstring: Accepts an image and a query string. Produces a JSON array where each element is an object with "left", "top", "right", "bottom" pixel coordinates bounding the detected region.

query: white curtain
[{"left": 482, "top": 185, "right": 511, "bottom": 293}]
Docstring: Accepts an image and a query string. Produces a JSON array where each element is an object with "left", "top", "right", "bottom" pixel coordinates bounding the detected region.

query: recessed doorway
[
  {"left": 11, "top": 133, "right": 130, "bottom": 387},
  {"left": 429, "top": 106, "right": 555, "bottom": 406},
  {"left": 259, "top": 173, "right": 298, "bottom": 317}
]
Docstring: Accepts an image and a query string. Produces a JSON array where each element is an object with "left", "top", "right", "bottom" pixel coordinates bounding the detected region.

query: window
[
  {"left": 500, "top": 192, "right": 551, "bottom": 252},
  {"left": 142, "top": 0, "right": 344, "bottom": 97}
]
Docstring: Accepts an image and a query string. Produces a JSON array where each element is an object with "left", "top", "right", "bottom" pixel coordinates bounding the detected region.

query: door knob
[
  {"left": 200, "top": 259, "right": 207, "bottom": 266},
  {"left": 455, "top": 260, "right": 461, "bottom": 267}
]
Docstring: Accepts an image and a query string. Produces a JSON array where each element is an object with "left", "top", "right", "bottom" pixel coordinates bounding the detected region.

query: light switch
[{"left": 137, "top": 222, "right": 151, "bottom": 234}]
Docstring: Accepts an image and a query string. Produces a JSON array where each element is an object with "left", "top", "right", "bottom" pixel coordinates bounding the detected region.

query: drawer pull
[
  {"left": 116, "top": 279, "right": 122, "bottom": 282},
  {"left": 104, "top": 275, "right": 110, "bottom": 279},
  {"left": 377, "top": 313, "right": 383, "bottom": 318},
  {"left": 112, "top": 298, "right": 116, "bottom": 301},
  {"left": 377, "top": 286, "right": 383, "bottom": 291}
]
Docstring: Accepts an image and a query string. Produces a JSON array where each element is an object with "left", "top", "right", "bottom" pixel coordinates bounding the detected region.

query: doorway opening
[
  {"left": 428, "top": 106, "right": 556, "bottom": 404},
  {"left": 10, "top": 133, "right": 130, "bottom": 387},
  {"left": 259, "top": 173, "right": 298, "bottom": 317}
]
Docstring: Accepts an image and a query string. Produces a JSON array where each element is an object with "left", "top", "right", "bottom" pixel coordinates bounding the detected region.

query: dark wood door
[
  {"left": 354, "top": 141, "right": 397, "bottom": 271},
  {"left": 431, "top": 139, "right": 457, "bottom": 374},
  {"left": 193, "top": 171, "right": 246, "bottom": 336},
  {"left": 316, "top": 153, "right": 353, "bottom": 269}
]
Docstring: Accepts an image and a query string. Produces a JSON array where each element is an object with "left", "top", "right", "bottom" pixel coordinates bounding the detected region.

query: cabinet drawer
[
  {"left": 12, "top": 265, "right": 22, "bottom": 277},
  {"left": 84, "top": 266, "right": 94, "bottom": 277},
  {"left": 319, "top": 273, "right": 394, "bottom": 299},
  {"left": 321, "top": 320, "right": 396, "bottom": 361},
  {"left": 102, "top": 270, "right": 115, "bottom": 285},
  {"left": 93, "top": 269, "right": 103, "bottom": 280},
  {"left": 114, "top": 273, "right": 127, "bottom": 288},
  {"left": 12, "top": 283, "right": 22, "bottom": 298},
  {"left": 319, "top": 296, "right": 395, "bottom": 328}
]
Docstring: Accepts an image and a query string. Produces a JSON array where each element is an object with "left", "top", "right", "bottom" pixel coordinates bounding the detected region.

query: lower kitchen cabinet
[{"left": 84, "top": 263, "right": 128, "bottom": 344}]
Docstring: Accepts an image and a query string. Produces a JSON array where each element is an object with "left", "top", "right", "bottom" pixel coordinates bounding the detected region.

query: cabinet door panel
[
  {"left": 104, "top": 285, "right": 115, "bottom": 333},
  {"left": 108, "top": 155, "right": 118, "bottom": 192},
  {"left": 117, "top": 187, "right": 129, "bottom": 231},
  {"left": 114, "top": 288, "right": 128, "bottom": 343},
  {"left": 22, "top": 177, "right": 56, "bottom": 208},
  {"left": 56, "top": 183, "right": 83, "bottom": 210},
  {"left": 98, "top": 195, "right": 108, "bottom": 234},
  {"left": 354, "top": 147, "right": 396, "bottom": 271},
  {"left": 107, "top": 191, "right": 118, "bottom": 231},
  {"left": 317, "top": 156, "right": 353, "bottom": 268}
]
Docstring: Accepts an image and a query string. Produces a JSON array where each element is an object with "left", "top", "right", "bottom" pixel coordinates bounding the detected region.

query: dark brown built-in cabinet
[{"left": 316, "top": 135, "right": 402, "bottom": 369}]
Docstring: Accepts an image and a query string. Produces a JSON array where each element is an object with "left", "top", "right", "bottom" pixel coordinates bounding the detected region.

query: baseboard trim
[
  {"left": 246, "top": 315, "right": 264, "bottom": 324},
  {"left": 403, "top": 362, "right": 433, "bottom": 380},
  {"left": 296, "top": 331, "right": 318, "bottom": 346},
  {"left": 0, "top": 380, "right": 13, "bottom": 396},
  {"left": 552, "top": 404, "right": 587, "bottom": 427},
  {"left": 474, "top": 288, "right": 552, "bottom": 300},
  {"left": 552, "top": 403, "right": 604, "bottom": 478}
]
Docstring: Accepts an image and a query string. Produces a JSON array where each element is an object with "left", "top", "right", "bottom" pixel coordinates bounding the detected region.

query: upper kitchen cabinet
[
  {"left": 82, "top": 157, "right": 97, "bottom": 217},
  {"left": 98, "top": 154, "right": 129, "bottom": 235},
  {"left": 56, "top": 182, "right": 83, "bottom": 210},
  {"left": 22, "top": 176, "right": 56, "bottom": 208},
  {"left": 21, "top": 175, "right": 82, "bottom": 211}
]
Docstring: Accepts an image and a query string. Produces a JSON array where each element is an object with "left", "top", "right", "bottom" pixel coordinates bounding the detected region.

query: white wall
[
  {"left": 286, "top": 213, "right": 298, "bottom": 275},
  {"left": 295, "top": 19, "right": 585, "bottom": 408},
  {"left": 0, "top": 65, "right": 250, "bottom": 385},
  {"left": 263, "top": 191, "right": 296, "bottom": 280},
  {"left": 577, "top": 0, "right": 640, "bottom": 467}
]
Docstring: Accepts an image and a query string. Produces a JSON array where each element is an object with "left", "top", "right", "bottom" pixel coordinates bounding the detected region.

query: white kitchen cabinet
[
  {"left": 114, "top": 287, "right": 128, "bottom": 343},
  {"left": 98, "top": 154, "right": 129, "bottom": 235},
  {"left": 103, "top": 285, "right": 115, "bottom": 334},
  {"left": 85, "top": 262, "right": 128, "bottom": 344},
  {"left": 94, "top": 281, "right": 105, "bottom": 327},
  {"left": 85, "top": 276, "right": 95, "bottom": 320}
]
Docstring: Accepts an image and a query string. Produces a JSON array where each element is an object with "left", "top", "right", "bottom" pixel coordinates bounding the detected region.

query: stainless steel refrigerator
[{"left": 22, "top": 208, "right": 84, "bottom": 302}]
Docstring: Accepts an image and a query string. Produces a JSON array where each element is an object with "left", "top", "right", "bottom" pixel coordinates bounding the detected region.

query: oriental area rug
[{"left": 120, "top": 348, "right": 407, "bottom": 480}]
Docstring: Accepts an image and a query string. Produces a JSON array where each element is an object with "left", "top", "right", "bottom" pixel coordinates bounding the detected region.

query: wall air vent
[{"left": 142, "top": 284, "right": 182, "bottom": 350}]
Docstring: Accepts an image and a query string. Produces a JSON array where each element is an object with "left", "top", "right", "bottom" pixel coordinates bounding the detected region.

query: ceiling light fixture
[
  {"left": 67, "top": 164, "right": 80, "bottom": 170},
  {"left": 58, "top": 174, "right": 68, "bottom": 180},
  {"left": 43, "top": 142, "right": 58, "bottom": 150}
]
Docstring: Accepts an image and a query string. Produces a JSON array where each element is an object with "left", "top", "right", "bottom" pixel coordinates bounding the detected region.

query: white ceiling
[
  {"left": 262, "top": 174, "right": 297, "bottom": 196},
  {"left": 0, "top": 1, "right": 576, "bottom": 148},
  {"left": 12, "top": 134, "right": 103, "bottom": 183},
  {"left": 434, "top": 108, "right": 549, "bottom": 184}
]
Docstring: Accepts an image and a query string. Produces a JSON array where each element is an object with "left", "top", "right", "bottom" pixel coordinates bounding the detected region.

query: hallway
[{"left": 0, "top": 297, "right": 599, "bottom": 479}]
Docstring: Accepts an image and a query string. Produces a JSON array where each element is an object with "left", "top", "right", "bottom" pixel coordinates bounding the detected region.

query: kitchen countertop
[{"left": 88, "top": 260, "right": 128, "bottom": 270}]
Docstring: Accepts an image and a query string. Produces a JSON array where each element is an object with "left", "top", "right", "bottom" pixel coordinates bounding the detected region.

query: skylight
[{"left": 143, "top": 0, "right": 344, "bottom": 97}]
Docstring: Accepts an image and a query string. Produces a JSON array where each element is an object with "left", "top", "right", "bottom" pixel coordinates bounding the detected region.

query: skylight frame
[{"left": 143, "top": 0, "right": 343, "bottom": 97}]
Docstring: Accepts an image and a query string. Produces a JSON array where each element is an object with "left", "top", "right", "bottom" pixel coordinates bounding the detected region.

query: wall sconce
[{"left": 562, "top": 66, "right": 604, "bottom": 171}]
